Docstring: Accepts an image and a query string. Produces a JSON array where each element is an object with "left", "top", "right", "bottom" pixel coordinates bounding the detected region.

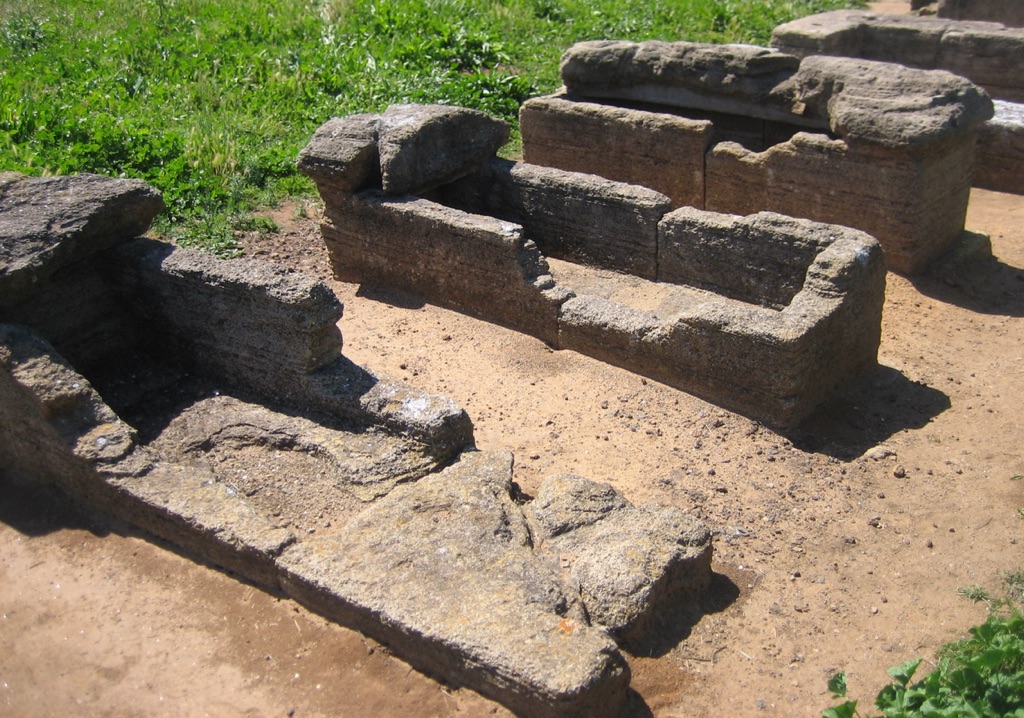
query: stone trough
[
  {"left": 772, "top": 9, "right": 1024, "bottom": 195},
  {"left": 301, "top": 105, "right": 886, "bottom": 430},
  {"left": 520, "top": 41, "right": 994, "bottom": 273},
  {"left": 0, "top": 172, "right": 715, "bottom": 717}
]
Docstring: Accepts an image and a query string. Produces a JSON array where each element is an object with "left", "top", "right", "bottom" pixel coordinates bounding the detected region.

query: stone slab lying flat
[
  {"left": 975, "top": 101, "right": 1024, "bottom": 195},
  {"left": 0, "top": 173, "right": 164, "bottom": 309},
  {"left": 772, "top": 10, "right": 1024, "bottom": 103},
  {"left": 278, "top": 451, "right": 633, "bottom": 718},
  {"left": 559, "top": 40, "right": 992, "bottom": 149}
]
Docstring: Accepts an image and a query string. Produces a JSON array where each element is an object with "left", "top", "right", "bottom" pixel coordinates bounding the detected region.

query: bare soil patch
[{"left": 2, "top": 181, "right": 1023, "bottom": 717}]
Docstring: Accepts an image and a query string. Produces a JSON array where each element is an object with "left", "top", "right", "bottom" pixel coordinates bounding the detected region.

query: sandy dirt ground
[
  {"left": 2, "top": 182, "right": 1022, "bottom": 718},
  {"left": 4, "top": 6, "right": 1024, "bottom": 715}
]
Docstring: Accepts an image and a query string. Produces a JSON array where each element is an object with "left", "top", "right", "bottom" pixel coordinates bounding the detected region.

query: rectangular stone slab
[
  {"left": 320, "top": 190, "right": 568, "bottom": 345},
  {"left": 975, "top": 101, "right": 1024, "bottom": 195},
  {"left": 520, "top": 94, "right": 712, "bottom": 209},
  {"left": 442, "top": 158, "right": 672, "bottom": 280},
  {"left": 705, "top": 131, "right": 976, "bottom": 275},
  {"left": 772, "top": 10, "right": 1024, "bottom": 102}
]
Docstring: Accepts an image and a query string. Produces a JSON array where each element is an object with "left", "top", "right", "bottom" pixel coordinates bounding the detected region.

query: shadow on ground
[
  {"left": 912, "top": 250, "right": 1024, "bottom": 318},
  {"left": 789, "top": 365, "right": 950, "bottom": 459},
  {"left": 623, "top": 571, "right": 741, "bottom": 660}
]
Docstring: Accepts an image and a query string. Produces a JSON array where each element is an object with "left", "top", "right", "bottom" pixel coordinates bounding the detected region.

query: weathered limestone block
[
  {"left": 152, "top": 395, "right": 444, "bottom": 502},
  {"left": 296, "top": 114, "right": 381, "bottom": 197},
  {"left": 938, "top": 0, "right": 1024, "bottom": 26},
  {"left": 0, "top": 172, "right": 163, "bottom": 308},
  {"left": 519, "top": 94, "right": 713, "bottom": 209},
  {"left": 443, "top": 158, "right": 672, "bottom": 279},
  {"left": 0, "top": 324, "right": 296, "bottom": 590},
  {"left": 114, "top": 238, "right": 344, "bottom": 380},
  {"left": 784, "top": 55, "right": 992, "bottom": 151},
  {"left": 377, "top": 104, "right": 509, "bottom": 195},
  {"left": 560, "top": 40, "right": 805, "bottom": 127},
  {"left": 296, "top": 361, "right": 475, "bottom": 461},
  {"left": 975, "top": 100, "right": 1024, "bottom": 194},
  {"left": 528, "top": 474, "right": 712, "bottom": 649},
  {"left": 705, "top": 131, "right": 976, "bottom": 274},
  {"left": 559, "top": 40, "right": 992, "bottom": 148},
  {"left": 0, "top": 324, "right": 134, "bottom": 482},
  {"left": 658, "top": 209, "right": 835, "bottom": 309},
  {"left": 320, "top": 190, "right": 569, "bottom": 344},
  {"left": 540, "top": 41, "right": 992, "bottom": 271},
  {"left": 559, "top": 210, "right": 886, "bottom": 427},
  {"left": 113, "top": 238, "right": 474, "bottom": 457},
  {"left": 0, "top": 173, "right": 163, "bottom": 368},
  {"left": 277, "top": 451, "right": 632, "bottom": 718},
  {"left": 772, "top": 10, "right": 1024, "bottom": 102}
]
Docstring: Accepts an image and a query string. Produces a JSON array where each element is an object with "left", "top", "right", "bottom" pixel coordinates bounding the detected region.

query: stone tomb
[
  {"left": 772, "top": 10, "right": 1024, "bottom": 195},
  {"left": 520, "top": 41, "right": 993, "bottom": 274},
  {"left": 0, "top": 172, "right": 714, "bottom": 718},
  {"left": 915, "top": 0, "right": 1024, "bottom": 28},
  {"left": 301, "top": 105, "right": 886, "bottom": 430}
]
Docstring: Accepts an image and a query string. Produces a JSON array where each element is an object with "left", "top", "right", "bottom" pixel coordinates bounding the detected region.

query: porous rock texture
[
  {"left": 377, "top": 104, "right": 509, "bottom": 195},
  {"left": 528, "top": 474, "right": 712, "bottom": 650},
  {"left": 295, "top": 104, "right": 510, "bottom": 198},
  {"left": 533, "top": 42, "right": 993, "bottom": 272},
  {"left": 0, "top": 173, "right": 165, "bottom": 368},
  {"left": 771, "top": 11, "right": 1024, "bottom": 196},
  {"left": 302, "top": 113, "right": 887, "bottom": 428},
  {"left": 279, "top": 451, "right": 637, "bottom": 718},
  {"left": 559, "top": 209, "right": 886, "bottom": 428},
  {"left": 0, "top": 172, "right": 163, "bottom": 308},
  {"left": 703, "top": 129, "right": 976, "bottom": 273},
  {"left": 559, "top": 40, "right": 992, "bottom": 149},
  {"left": 937, "top": 0, "right": 1024, "bottom": 27},
  {"left": 319, "top": 190, "right": 570, "bottom": 345},
  {"left": 519, "top": 95, "right": 713, "bottom": 210},
  {"left": 976, "top": 100, "right": 1024, "bottom": 195},
  {"left": 772, "top": 10, "right": 1024, "bottom": 103},
  {"left": 443, "top": 158, "right": 673, "bottom": 279},
  {"left": 1, "top": 171, "right": 718, "bottom": 717}
]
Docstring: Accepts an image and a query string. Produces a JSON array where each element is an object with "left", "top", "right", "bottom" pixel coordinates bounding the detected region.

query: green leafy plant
[{"left": 825, "top": 575, "right": 1024, "bottom": 717}]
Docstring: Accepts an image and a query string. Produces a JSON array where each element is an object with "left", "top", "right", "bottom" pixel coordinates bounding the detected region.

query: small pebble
[{"left": 893, "top": 466, "right": 906, "bottom": 478}]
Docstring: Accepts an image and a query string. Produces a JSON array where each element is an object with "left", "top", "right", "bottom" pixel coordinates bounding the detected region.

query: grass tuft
[{"left": 2, "top": 0, "right": 863, "bottom": 252}]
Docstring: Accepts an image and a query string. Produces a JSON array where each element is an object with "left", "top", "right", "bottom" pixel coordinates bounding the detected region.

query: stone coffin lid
[
  {"left": 559, "top": 40, "right": 993, "bottom": 151},
  {"left": 0, "top": 172, "right": 164, "bottom": 309}
]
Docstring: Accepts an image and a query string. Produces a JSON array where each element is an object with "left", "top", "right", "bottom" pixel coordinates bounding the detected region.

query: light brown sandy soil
[{"left": 2, "top": 183, "right": 1022, "bottom": 717}]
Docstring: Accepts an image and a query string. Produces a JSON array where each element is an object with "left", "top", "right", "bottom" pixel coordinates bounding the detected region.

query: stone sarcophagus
[
  {"left": 1, "top": 171, "right": 719, "bottom": 718},
  {"left": 301, "top": 105, "right": 886, "bottom": 429},
  {"left": 771, "top": 10, "right": 1024, "bottom": 196},
  {"left": 520, "top": 41, "right": 994, "bottom": 274}
]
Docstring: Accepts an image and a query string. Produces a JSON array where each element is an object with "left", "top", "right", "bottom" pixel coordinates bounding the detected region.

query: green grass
[{"left": 1, "top": 0, "right": 862, "bottom": 253}]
